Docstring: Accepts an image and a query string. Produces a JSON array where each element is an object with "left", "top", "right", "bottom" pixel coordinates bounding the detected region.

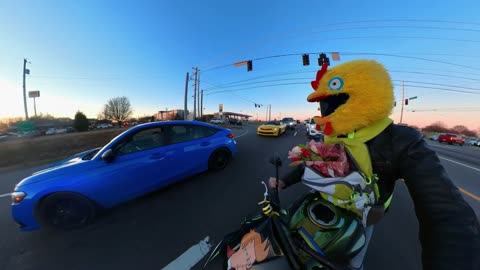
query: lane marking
[
  {"left": 0, "top": 193, "right": 11, "bottom": 198},
  {"left": 162, "top": 236, "right": 212, "bottom": 270},
  {"left": 459, "top": 188, "right": 480, "bottom": 202},
  {"left": 438, "top": 156, "right": 480, "bottom": 173},
  {"left": 294, "top": 131, "right": 298, "bottom": 137},
  {"left": 234, "top": 129, "right": 249, "bottom": 139}
]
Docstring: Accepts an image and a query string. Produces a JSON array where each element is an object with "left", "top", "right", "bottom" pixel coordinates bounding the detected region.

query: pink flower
[{"left": 292, "top": 146, "right": 302, "bottom": 155}]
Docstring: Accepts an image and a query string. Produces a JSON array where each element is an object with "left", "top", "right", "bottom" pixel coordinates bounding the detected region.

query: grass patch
[{"left": 0, "top": 128, "right": 126, "bottom": 169}]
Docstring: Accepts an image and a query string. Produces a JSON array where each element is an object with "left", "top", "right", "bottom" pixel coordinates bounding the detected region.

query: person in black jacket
[{"left": 270, "top": 60, "right": 480, "bottom": 270}]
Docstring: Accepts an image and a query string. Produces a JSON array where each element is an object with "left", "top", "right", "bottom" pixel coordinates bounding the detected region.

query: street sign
[
  {"left": 331, "top": 52, "right": 340, "bottom": 61},
  {"left": 29, "top": 90, "right": 40, "bottom": 98},
  {"left": 17, "top": 121, "right": 35, "bottom": 132},
  {"left": 219, "top": 104, "right": 223, "bottom": 112},
  {"left": 408, "top": 96, "right": 417, "bottom": 100}
]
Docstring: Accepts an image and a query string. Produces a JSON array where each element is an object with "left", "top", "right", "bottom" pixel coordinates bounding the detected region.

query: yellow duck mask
[{"left": 307, "top": 59, "right": 394, "bottom": 137}]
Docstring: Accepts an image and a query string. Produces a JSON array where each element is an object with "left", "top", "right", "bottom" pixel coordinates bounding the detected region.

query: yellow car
[{"left": 257, "top": 121, "right": 287, "bottom": 137}]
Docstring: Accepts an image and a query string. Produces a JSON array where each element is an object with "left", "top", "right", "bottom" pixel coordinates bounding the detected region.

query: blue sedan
[{"left": 11, "top": 121, "right": 237, "bottom": 231}]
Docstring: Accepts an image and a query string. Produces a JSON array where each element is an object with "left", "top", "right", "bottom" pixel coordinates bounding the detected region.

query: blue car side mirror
[{"left": 101, "top": 149, "right": 115, "bottom": 162}]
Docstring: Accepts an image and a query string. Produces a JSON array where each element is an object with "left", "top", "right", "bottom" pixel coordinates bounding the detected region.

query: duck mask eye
[{"left": 328, "top": 77, "right": 344, "bottom": 91}]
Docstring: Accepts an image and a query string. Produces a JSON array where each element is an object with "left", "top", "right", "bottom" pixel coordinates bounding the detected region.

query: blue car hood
[{"left": 17, "top": 148, "right": 101, "bottom": 187}]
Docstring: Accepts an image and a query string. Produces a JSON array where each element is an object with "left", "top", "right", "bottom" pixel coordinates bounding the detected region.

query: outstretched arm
[
  {"left": 269, "top": 163, "right": 306, "bottom": 189},
  {"left": 394, "top": 126, "right": 480, "bottom": 270}
]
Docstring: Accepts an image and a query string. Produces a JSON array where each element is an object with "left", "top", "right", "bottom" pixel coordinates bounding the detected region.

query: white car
[
  {"left": 306, "top": 118, "right": 323, "bottom": 139},
  {"left": 45, "top": 128, "right": 56, "bottom": 135},
  {"left": 210, "top": 118, "right": 225, "bottom": 124}
]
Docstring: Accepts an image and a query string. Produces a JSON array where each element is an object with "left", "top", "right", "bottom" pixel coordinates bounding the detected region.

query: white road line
[
  {"left": 234, "top": 129, "right": 249, "bottom": 139},
  {"left": 162, "top": 236, "right": 212, "bottom": 270},
  {"left": 439, "top": 156, "right": 480, "bottom": 173},
  {"left": 0, "top": 193, "right": 11, "bottom": 198},
  {"left": 294, "top": 131, "right": 298, "bottom": 137}
]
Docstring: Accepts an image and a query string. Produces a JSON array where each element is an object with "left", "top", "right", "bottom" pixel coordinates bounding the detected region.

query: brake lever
[{"left": 258, "top": 181, "right": 270, "bottom": 205}]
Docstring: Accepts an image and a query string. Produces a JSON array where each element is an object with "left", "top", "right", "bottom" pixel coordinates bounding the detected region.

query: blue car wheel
[
  {"left": 37, "top": 192, "right": 96, "bottom": 230},
  {"left": 208, "top": 148, "right": 231, "bottom": 171}
]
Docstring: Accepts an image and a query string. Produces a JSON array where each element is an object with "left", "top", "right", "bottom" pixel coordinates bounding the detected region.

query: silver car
[{"left": 306, "top": 118, "right": 323, "bottom": 140}]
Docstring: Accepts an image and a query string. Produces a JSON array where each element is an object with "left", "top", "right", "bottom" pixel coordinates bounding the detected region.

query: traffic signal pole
[{"left": 400, "top": 80, "right": 405, "bottom": 124}]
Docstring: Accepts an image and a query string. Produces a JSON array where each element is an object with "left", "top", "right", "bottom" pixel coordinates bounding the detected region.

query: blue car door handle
[{"left": 200, "top": 142, "right": 210, "bottom": 147}]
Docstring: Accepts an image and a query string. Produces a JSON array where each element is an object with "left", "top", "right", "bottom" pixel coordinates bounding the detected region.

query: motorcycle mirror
[{"left": 269, "top": 153, "right": 282, "bottom": 167}]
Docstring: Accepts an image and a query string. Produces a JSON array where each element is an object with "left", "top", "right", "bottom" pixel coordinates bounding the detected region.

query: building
[{"left": 154, "top": 109, "right": 187, "bottom": 121}]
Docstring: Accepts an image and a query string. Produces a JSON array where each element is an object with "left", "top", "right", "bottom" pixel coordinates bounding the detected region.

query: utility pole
[
  {"left": 197, "top": 72, "right": 201, "bottom": 118},
  {"left": 184, "top": 72, "right": 189, "bottom": 120},
  {"left": 192, "top": 67, "right": 198, "bottom": 119},
  {"left": 23, "top": 58, "right": 30, "bottom": 120},
  {"left": 400, "top": 80, "right": 405, "bottom": 124},
  {"left": 269, "top": 104, "right": 271, "bottom": 121},
  {"left": 200, "top": 90, "right": 204, "bottom": 118}
]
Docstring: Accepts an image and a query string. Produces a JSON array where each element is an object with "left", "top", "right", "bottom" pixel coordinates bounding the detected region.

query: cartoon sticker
[{"left": 227, "top": 229, "right": 271, "bottom": 270}]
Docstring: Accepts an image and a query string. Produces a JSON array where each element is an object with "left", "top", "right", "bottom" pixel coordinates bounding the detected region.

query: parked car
[
  {"left": 45, "top": 128, "right": 56, "bottom": 135},
  {"left": 438, "top": 134, "right": 464, "bottom": 146},
  {"left": 257, "top": 121, "right": 287, "bottom": 136},
  {"left": 96, "top": 123, "right": 112, "bottom": 129},
  {"left": 11, "top": 121, "right": 237, "bottom": 231},
  {"left": 281, "top": 117, "right": 296, "bottom": 130},
  {"left": 228, "top": 118, "right": 242, "bottom": 126},
  {"left": 306, "top": 118, "right": 323, "bottom": 140},
  {"left": 210, "top": 118, "right": 225, "bottom": 124},
  {"left": 468, "top": 138, "right": 480, "bottom": 147}
]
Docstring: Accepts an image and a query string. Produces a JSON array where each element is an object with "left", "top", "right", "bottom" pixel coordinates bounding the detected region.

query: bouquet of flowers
[{"left": 288, "top": 140, "right": 350, "bottom": 177}]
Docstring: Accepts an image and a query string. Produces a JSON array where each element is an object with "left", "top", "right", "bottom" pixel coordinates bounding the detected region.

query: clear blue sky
[{"left": 1, "top": 0, "right": 480, "bottom": 129}]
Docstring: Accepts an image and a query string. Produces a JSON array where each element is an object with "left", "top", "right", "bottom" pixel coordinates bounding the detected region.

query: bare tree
[{"left": 102, "top": 96, "right": 133, "bottom": 122}]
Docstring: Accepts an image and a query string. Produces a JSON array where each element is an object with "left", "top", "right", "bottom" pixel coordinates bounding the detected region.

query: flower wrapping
[{"left": 288, "top": 140, "right": 350, "bottom": 177}]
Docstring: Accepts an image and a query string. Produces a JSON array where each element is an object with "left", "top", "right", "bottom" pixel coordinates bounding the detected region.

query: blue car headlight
[{"left": 11, "top": 191, "right": 26, "bottom": 204}]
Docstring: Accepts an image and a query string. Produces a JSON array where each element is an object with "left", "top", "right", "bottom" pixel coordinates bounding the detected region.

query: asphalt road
[{"left": 0, "top": 124, "right": 478, "bottom": 270}]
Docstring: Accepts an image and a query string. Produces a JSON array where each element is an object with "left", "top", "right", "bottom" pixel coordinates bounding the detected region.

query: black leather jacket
[{"left": 282, "top": 124, "right": 480, "bottom": 270}]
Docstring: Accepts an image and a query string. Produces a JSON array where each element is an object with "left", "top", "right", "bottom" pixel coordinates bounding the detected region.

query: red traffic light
[
  {"left": 302, "top": 54, "right": 310, "bottom": 66},
  {"left": 405, "top": 99, "right": 409, "bottom": 105},
  {"left": 247, "top": 60, "right": 252, "bottom": 71}
]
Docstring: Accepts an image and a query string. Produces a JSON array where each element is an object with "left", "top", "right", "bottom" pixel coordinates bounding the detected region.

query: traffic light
[
  {"left": 247, "top": 60, "right": 253, "bottom": 71},
  {"left": 302, "top": 54, "right": 310, "bottom": 66},
  {"left": 318, "top": 53, "right": 330, "bottom": 66},
  {"left": 394, "top": 101, "right": 396, "bottom": 107},
  {"left": 405, "top": 99, "right": 409, "bottom": 105}
]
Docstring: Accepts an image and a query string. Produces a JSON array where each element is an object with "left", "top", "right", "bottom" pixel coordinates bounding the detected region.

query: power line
[
  {"left": 202, "top": 79, "right": 264, "bottom": 105},
  {"left": 394, "top": 84, "right": 480, "bottom": 95},
  {"left": 396, "top": 80, "right": 480, "bottom": 92},
  {"left": 408, "top": 107, "right": 480, "bottom": 112},
  {"left": 205, "top": 77, "right": 311, "bottom": 91},
  {"left": 200, "top": 19, "right": 480, "bottom": 69},
  {"left": 389, "top": 70, "right": 480, "bottom": 82},
  {"left": 201, "top": 50, "right": 480, "bottom": 74},
  {"left": 205, "top": 82, "right": 309, "bottom": 95},
  {"left": 204, "top": 68, "right": 480, "bottom": 92}
]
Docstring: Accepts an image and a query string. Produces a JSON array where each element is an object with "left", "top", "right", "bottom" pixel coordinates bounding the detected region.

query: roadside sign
[
  {"left": 29, "top": 91, "right": 40, "bottom": 98},
  {"left": 331, "top": 52, "right": 340, "bottom": 61},
  {"left": 17, "top": 121, "right": 35, "bottom": 132},
  {"left": 408, "top": 96, "right": 417, "bottom": 100},
  {"left": 219, "top": 104, "right": 223, "bottom": 112}
]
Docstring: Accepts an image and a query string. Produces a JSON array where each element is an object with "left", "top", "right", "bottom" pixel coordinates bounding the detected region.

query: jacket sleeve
[
  {"left": 281, "top": 163, "right": 305, "bottom": 188},
  {"left": 392, "top": 126, "right": 480, "bottom": 270}
]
